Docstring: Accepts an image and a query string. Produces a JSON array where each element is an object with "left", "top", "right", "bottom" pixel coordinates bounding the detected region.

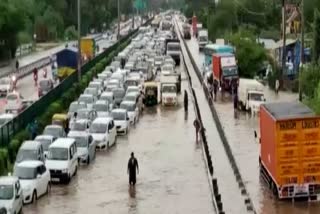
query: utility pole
[
  {"left": 77, "top": 0, "right": 81, "bottom": 82},
  {"left": 299, "top": 0, "right": 304, "bottom": 101},
  {"left": 117, "top": 0, "right": 120, "bottom": 40},
  {"left": 281, "top": 0, "right": 287, "bottom": 78},
  {"left": 132, "top": 1, "right": 135, "bottom": 29}
]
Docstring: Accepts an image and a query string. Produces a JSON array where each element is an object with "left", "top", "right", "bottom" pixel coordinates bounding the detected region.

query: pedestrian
[
  {"left": 27, "top": 120, "right": 38, "bottom": 140},
  {"left": 184, "top": 90, "right": 188, "bottom": 112},
  {"left": 127, "top": 152, "right": 139, "bottom": 186},
  {"left": 15, "top": 60, "right": 19, "bottom": 71},
  {"left": 213, "top": 80, "right": 218, "bottom": 101},
  {"left": 65, "top": 118, "right": 70, "bottom": 134},
  {"left": 233, "top": 93, "right": 238, "bottom": 118},
  {"left": 275, "top": 79, "right": 280, "bottom": 94},
  {"left": 193, "top": 119, "right": 201, "bottom": 143}
]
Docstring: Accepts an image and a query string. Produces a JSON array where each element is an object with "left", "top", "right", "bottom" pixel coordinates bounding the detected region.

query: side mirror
[
  {"left": 127, "top": 117, "right": 130, "bottom": 121},
  {"left": 15, "top": 193, "right": 20, "bottom": 199}
]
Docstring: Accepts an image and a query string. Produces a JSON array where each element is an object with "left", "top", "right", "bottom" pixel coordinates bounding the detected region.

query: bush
[
  {"left": 291, "top": 79, "right": 299, "bottom": 93},
  {"left": 95, "top": 63, "right": 104, "bottom": 73},
  {"left": 64, "top": 26, "right": 78, "bottom": 41},
  {"left": 0, "top": 149, "right": 9, "bottom": 174},
  {"left": 47, "top": 102, "right": 63, "bottom": 116}
]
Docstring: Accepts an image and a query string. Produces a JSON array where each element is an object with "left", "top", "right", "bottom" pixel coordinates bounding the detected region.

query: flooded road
[
  {"left": 23, "top": 68, "right": 214, "bottom": 214},
  {"left": 181, "top": 21, "right": 320, "bottom": 214}
]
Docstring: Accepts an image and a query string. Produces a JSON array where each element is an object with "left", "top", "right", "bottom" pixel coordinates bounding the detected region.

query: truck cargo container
[
  {"left": 81, "top": 37, "right": 96, "bottom": 60},
  {"left": 259, "top": 102, "right": 320, "bottom": 200},
  {"left": 212, "top": 53, "right": 239, "bottom": 92}
]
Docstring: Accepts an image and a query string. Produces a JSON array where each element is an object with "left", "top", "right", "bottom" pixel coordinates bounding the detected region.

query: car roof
[
  {"left": 68, "top": 131, "right": 90, "bottom": 138},
  {"left": 0, "top": 114, "right": 15, "bottom": 119},
  {"left": 112, "top": 109, "right": 127, "bottom": 113},
  {"left": 45, "top": 124, "right": 62, "bottom": 129},
  {"left": 0, "top": 176, "right": 18, "bottom": 185},
  {"left": 95, "top": 100, "right": 108, "bottom": 105},
  {"left": 74, "top": 119, "right": 89, "bottom": 124},
  {"left": 35, "top": 135, "right": 54, "bottom": 141},
  {"left": 121, "top": 101, "right": 135, "bottom": 105},
  {"left": 50, "top": 138, "right": 75, "bottom": 148},
  {"left": 126, "top": 92, "right": 139, "bottom": 97},
  {"left": 21, "top": 140, "right": 41, "bottom": 149},
  {"left": 80, "top": 94, "right": 94, "bottom": 97},
  {"left": 92, "top": 117, "right": 113, "bottom": 124},
  {"left": 101, "top": 91, "right": 113, "bottom": 96},
  {"left": 16, "top": 160, "right": 43, "bottom": 168},
  {"left": 127, "top": 86, "right": 139, "bottom": 89}
]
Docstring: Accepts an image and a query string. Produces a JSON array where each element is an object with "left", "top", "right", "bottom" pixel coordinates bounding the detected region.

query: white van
[
  {"left": 0, "top": 176, "right": 23, "bottom": 214},
  {"left": 90, "top": 117, "right": 117, "bottom": 149},
  {"left": 15, "top": 141, "right": 45, "bottom": 167},
  {"left": 45, "top": 138, "right": 78, "bottom": 183},
  {"left": 198, "top": 29, "right": 208, "bottom": 50}
]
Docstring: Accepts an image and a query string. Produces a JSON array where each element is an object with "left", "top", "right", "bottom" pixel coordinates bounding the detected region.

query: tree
[{"left": 312, "top": 9, "right": 320, "bottom": 64}]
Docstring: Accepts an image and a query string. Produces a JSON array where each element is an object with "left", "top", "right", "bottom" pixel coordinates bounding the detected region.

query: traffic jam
[{"left": 0, "top": 14, "right": 182, "bottom": 214}]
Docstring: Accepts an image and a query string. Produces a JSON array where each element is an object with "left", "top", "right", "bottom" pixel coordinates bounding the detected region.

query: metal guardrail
[
  {"left": 0, "top": 17, "right": 154, "bottom": 147},
  {"left": 175, "top": 18, "right": 257, "bottom": 213}
]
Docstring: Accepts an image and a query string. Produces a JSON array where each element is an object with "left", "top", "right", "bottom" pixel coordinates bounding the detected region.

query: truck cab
[
  {"left": 165, "top": 39, "right": 181, "bottom": 66},
  {"left": 160, "top": 76, "right": 178, "bottom": 106},
  {"left": 238, "top": 79, "right": 265, "bottom": 114},
  {"left": 198, "top": 29, "right": 208, "bottom": 50}
]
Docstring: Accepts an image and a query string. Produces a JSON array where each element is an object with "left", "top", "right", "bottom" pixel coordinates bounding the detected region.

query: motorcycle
[
  {"left": 34, "top": 74, "right": 38, "bottom": 86},
  {"left": 43, "top": 68, "right": 47, "bottom": 78},
  {"left": 11, "top": 75, "right": 17, "bottom": 91}
]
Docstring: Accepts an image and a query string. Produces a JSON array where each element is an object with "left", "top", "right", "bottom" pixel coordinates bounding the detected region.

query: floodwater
[
  {"left": 23, "top": 68, "right": 214, "bottom": 214},
  {"left": 183, "top": 23, "right": 320, "bottom": 214}
]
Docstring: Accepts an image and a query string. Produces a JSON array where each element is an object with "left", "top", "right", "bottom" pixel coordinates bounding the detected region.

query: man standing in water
[{"left": 128, "top": 152, "right": 139, "bottom": 186}]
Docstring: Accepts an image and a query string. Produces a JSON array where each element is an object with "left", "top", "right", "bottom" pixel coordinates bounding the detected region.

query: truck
[
  {"left": 56, "top": 48, "right": 77, "bottom": 81},
  {"left": 182, "top": 24, "right": 191, "bottom": 40},
  {"left": 161, "top": 20, "right": 172, "bottom": 31},
  {"left": 160, "top": 75, "right": 178, "bottom": 106},
  {"left": 212, "top": 53, "right": 239, "bottom": 92},
  {"left": 81, "top": 37, "right": 96, "bottom": 60},
  {"left": 259, "top": 102, "right": 320, "bottom": 200},
  {"left": 165, "top": 39, "right": 181, "bottom": 66},
  {"left": 238, "top": 78, "right": 265, "bottom": 114},
  {"left": 198, "top": 29, "right": 208, "bottom": 50}
]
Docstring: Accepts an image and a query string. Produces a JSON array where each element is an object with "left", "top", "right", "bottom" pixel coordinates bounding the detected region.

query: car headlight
[{"left": 62, "top": 169, "right": 68, "bottom": 173}]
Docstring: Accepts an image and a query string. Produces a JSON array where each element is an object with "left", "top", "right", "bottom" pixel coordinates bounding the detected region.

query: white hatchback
[
  {"left": 111, "top": 109, "right": 130, "bottom": 135},
  {"left": 14, "top": 161, "right": 50, "bottom": 204},
  {"left": 90, "top": 117, "right": 117, "bottom": 149},
  {"left": 0, "top": 176, "right": 23, "bottom": 214},
  {"left": 120, "top": 101, "right": 139, "bottom": 124}
]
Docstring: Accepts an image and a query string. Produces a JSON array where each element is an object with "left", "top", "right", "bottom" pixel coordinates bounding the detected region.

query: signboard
[{"left": 220, "top": 56, "right": 236, "bottom": 67}]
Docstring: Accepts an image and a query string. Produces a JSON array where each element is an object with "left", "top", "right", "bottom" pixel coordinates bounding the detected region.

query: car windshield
[
  {"left": 222, "top": 67, "right": 238, "bottom": 77},
  {"left": 94, "top": 104, "right": 109, "bottom": 112},
  {"left": 35, "top": 138, "right": 51, "bottom": 151},
  {"left": 124, "top": 95, "right": 136, "bottom": 102},
  {"left": 111, "top": 112, "right": 126, "bottom": 121},
  {"left": 7, "top": 94, "right": 18, "bottom": 101},
  {"left": 77, "top": 111, "right": 89, "bottom": 119},
  {"left": 72, "top": 122, "right": 87, "bottom": 131},
  {"left": 16, "top": 149, "right": 38, "bottom": 163},
  {"left": 167, "top": 44, "right": 180, "bottom": 51},
  {"left": 199, "top": 36, "right": 207, "bottom": 42},
  {"left": 69, "top": 103, "right": 84, "bottom": 112},
  {"left": 113, "top": 90, "right": 125, "bottom": 98},
  {"left": 14, "top": 166, "right": 37, "bottom": 179},
  {"left": 79, "top": 96, "right": 93, "bottom": 104},
  {"left": 85, "top": 88, "right": 97, "bottom": 96},
  {"left": 249, "top": 93, "right": 264, "bottom": 101},
  {"left": 0, "top": 185, "right": 13, "bottom": 200},
  {"left": 162, "top": 65, "right": 174, "bottom": 71},
  {"left": 162, "top": 85, "right": 176, "bottom": 93},
  {"left": 48, "top": 147, "right": 68, "bottom": 160},
  {"left": 89, "top": 83, "right": 100, "bottom": 89},
  {"left": 90, "top": 123, "right": 107, "bottom": 134},
  {"left": 120, "top": 103, "right": 135, "bottom": 112},
  {"left": 101, "top": 95, "right": 112, "bottom": 103},
  {"left": 44, "top": 127, "right": 61, "bottom": 138},
  {"left": 74, "top": 136, "right": 88, "bottom": 147},
  {"left": 126, "top": 81, "right": 138, "bottom": 87}
]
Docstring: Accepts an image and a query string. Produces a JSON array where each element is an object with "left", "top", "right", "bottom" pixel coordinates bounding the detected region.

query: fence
[{"left": 0, "top": 17, "right": 154, "bottom": 147}]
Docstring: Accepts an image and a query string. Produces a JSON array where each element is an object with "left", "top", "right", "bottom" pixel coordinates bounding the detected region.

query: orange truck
[{"left": 260, "top": 102, "right": 320, "bottom": 200}]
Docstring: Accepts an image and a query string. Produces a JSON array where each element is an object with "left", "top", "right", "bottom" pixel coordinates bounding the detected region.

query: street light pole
[
  {"left": 299, "top": 0, "right": 304, "bottom": 101},
  {"left": 117, "top": 0, "right": 120, "bottom": 40},
  {"left": 281, "top": 0, "right": 286, "bottom": 78},
  {"left": 77, "top": 0, "right": 81, "bottom": 82}
]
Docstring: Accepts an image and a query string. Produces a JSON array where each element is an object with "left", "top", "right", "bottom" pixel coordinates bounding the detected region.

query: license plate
[{"left": 52, "top": 178, "right": 60, "bottom": 182}]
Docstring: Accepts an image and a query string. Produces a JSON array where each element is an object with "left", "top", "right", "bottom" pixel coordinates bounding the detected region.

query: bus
[{"left": 203, "top": 44, "right": 234, "bottom": 66}]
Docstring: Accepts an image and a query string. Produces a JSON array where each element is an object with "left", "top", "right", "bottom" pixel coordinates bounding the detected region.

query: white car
[
  {"left": 84, "top": 88, "right": 100, "bottom": 100},
  {"left": 111, "top": 109, "right": 129, "bottom": 135},
  {"left": 5, "top": 92, "right": 25, "bottom": 114},
  {"left": 0, "top": 113, "right": 15, "bottom": 126},
  {"left": 126, "top": 86, "right": 140, "bottom": 95},
  {"left": 78, "top": 94, "right": 95, "bottom": 109},
  {"left": 90, "top": 117, "right": 117, "bottom": 149},
  {"left": 13, "top": 161, "right": 50, "bottom": 204},
  {"left": 100, "top": 92, "right": 115, "bottom": 110},
  {"left": 93, "top": 100, "right": 110, "bottom": 117},
  {"left": 0, "top": 176, "right": 23, "bottom": 214},
  {"left": 46, "top": 138, "right": 78, "bottom": 183},
  {"left": 0, "top": 77, "right": 12, "bottom": 96},
  {"left": 67, "top": 131, "right": 96, "bottom": 164},
  {"left": 120, "top": 101, "right": 139, "bottom": 124},
  {"left": 70, "top": 119, "right": 90, "bottom": 132},
  {"left": 123, "top": 92, "right": 140, "bottom": 103},
  {"left": 67, "top": 101, "right": 87, "bottom": 118},
  {"left": 34, "top": 135, "right": 54, "bottom": 159},
  {"left": 43, "top": 125, "right": 66, "bottom": 141}
]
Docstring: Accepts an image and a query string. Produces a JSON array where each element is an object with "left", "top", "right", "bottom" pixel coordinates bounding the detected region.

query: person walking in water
[
  {"left": 184, "top": 90, "right": 188, "bottom": 112},
  {"left": 127, "top": 152, "right": 139, "bottom": 186},
  {"left": 275, "top": 79, "right": 280, "bottom": 94},
  {"left": 193, "top": 119, "right": 201, "bottom": 143}
]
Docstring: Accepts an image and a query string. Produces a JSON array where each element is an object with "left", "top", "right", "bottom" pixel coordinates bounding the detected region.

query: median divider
[
  {"left": 175, "top": 20, "right": 222, "bottom": 214},
  {"left": 176, "top": 19, "right": 256, "bottom": 213},
  {"left": 0, "top": 17, "right": 154, "bottom": 175}
]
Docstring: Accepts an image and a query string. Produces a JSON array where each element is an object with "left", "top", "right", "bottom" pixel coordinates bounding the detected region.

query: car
[
  {"left": 13, "top": 161, "right": 50, "bottom": 204},
  {"left": 84, "top": 88, "right": 100, "bottom": 100},
  {"left": 111, "top": 109, "right": 130, "bottom": 135},
  {"left": 88, "top": 81, "right": 104, "bottom": 94},
  {"left": 15, "top": 141, "right": 45, "bottom": 166},
  {"left": 38, "top": 79, "right": 54, "bottom": 97},
  {"left": 105, "top": 79, "right": 121, "bottom": 92},
  {"left": 0, "top": 176, "right": 23, "bottom": 214},
  {"left": 110, "top": 72, "right": 125, "bottom": 85},
  {"left": 120, "top": 101, "right": 139, "bottom": 124},
  {"left": 0, "top": 113, "right": 15, "bottom": 126},
  {"left": 112, "top": 88, "right": 126, "bottom": 107},
  {"left": 0, "top": 77, "right": 12, "bottom": 96},
  {"left": 70, "top": 119, "right": 90, "bottom": 132},
  {"left": 43, "top": 125, "right": 66, "bottom": 141},
  {"left": 126, "top": 86, "right": 140, "bottom": 95},
  {"left": 4, "top": 92, "right": 25, "bottom": 114},
  {"left": 161, "top": 63, "right": 175, "bottom": 75},
  {"left": 46, "top": 138, "right": 78, "bottom": 183},
  {"left": 67, "top": 101, "right": 87, "bottom": 118},
  {"left": 93, "top": 100, "right": 110, "bottom": 117},
  {"left": 89, "top": 117, "right": 117, "bottom": 149},
  {"left": 34, "top": 135, "right": 55, "bottom": 159},
  {"left": 67, "top": 132, "right": 96, "bottom": 164},
  {"left": 78, "top": 94, "right": 95, "bottom": 109}
]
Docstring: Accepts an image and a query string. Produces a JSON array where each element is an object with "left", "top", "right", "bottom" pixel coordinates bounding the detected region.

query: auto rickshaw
[
  {"left": 52, "top": 114, "right": 69, "bottom": 130},
  {"left": 144, "top": 82, "right": 158, "bottom": 107}
]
